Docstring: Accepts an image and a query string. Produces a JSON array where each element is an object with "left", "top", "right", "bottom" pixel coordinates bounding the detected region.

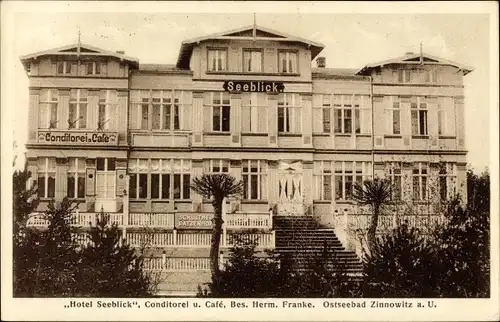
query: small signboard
[
  {"left": 175, "top": 213, "right": 213, "bottom": 230},
  {"left": 37, "top": 130, "right": 119, "bottom": 146}
]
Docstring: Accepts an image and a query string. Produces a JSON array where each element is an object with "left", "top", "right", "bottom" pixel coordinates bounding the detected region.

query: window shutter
[
  {"left": 445, "top": 98, "right": 456, "bottom": 136},
  {"left": 116, "top": 169, "right": 126, "bottom": 196},
  {"left": 312, "top": 107, "right": 322, "bottom": 133},
  {"left": 203, "top": 105, "right": 211, "bottom": 132},
  {"left": 96, "top": 173, "right": 106, "bottom": 197},
  {"left": 241, "top": 105, "right": 250, "bottom": 132}
]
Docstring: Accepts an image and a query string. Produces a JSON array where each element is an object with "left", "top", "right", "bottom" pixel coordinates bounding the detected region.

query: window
[
  {"left": 208, "top": 49, "right": 227, "bottom": 72},
  {"left": 411, "top": 97, "right": 428, "bottom": 135},
  {"left": 278, "top": 51, "right": 298, "bottom": 73},
  {"left": 243, "top": 50, "right": 262, "bottom": 72},
  {"left": 128, "top": 159, "right": 148, "bottom": 199},
  {"left": 412, "top": 162, "right": 428, "bottom": 201},
  {"left": 314, "top": 161, "right": 333, "bottom": 201},
  {"left": 437, "top": 103, "right": 444, "bottom": 136},
  {"left": 98, "top": 90, "right": 116, "bottom": 130},
  {"left": 424, "top": 69, "right": 438, "bottom": 83},
  {"left": 334, "top": 95, "right": 353, "bottom": 134},
  {"left": 388, "top": 98, "right": 401, "bottom": 135},
  {"left": 67, "top": 158, "right": 85, "bottom": 198},
  {"left": 68, "top": 89, "right": 88, "bottom": 129},
  {"left": 278, "top": 93, "right": 301, "bottom": 133},
  {"left": 242, "top": 160, "right": 267, "bottom": 200},
  {"left": 205, "top": 92, "right": 230, "bottom": 132},
  {"left": 388, "top": 162, "right": 402, "bottom": 201},
  {"left": 39, "top": 89, "right": 58, "bottom": 129},
  {"left": 86, "top": 62, "right": 101, "bottom": 75},
  {"left": 150, "top": 159, "right": 171, "bottom": 200},
  {"left": 173, "top": 159, "right": 191, "bottom": 199},
  {"left": 57, "top": 61, "right": 72, "bottom": 75},
  {"left": 130, "top": 90, "right": 190, "bottom": 131},
  {"left": 204, "top": 159, "right": 230, "bottom": 174},
  {"left": 37, "top": 158, "right": 56, "bottom": 198},
  {"left": 313, "top": 94, "right": 370, "bottom": 134},
  {"left": 96, "top": 158, "right": 116, "bottom": 199},
  {"left": 241, "top": 93, "right": 267, "bottom": 133},
  {"left": 438, "top": 163, "right": 456, "bottom": 201},
  {"left": 334, "top": 161, "right": 371, "bottom": 201},
  {"left": 395, "top": 69, "right": 411, "bottom": 83}
]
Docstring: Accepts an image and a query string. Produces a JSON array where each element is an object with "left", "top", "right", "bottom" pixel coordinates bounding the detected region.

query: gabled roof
[
  {"left": 20, "top": 43, "right": 139, "bottom": 71},
  {"left": 356, "top": 52, "right": 473, "bottom": 76},
  {"left": 176, "top": 25, "right": 325, "bottom": 69}
]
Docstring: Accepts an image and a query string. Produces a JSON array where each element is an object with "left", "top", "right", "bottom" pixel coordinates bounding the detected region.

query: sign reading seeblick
[
  {"left": 223, "top": 81, "right": 285, "bottom": 93},
  {"left": 37, "top": 130, "right": 118, "bottom": 145}
]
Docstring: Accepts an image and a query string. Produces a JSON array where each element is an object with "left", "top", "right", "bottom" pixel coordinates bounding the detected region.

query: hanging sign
[{"left": 37, "top": 130, "right": 119, "bottom": 145}]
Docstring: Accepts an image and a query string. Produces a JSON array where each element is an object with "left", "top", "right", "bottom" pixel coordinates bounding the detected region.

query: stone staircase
[{"left": 274, "top": 216, "right": 363, "bottom": 279}]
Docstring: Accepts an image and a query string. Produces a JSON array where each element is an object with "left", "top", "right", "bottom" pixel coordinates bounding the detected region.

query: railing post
[
  {"left": 344, "top": 209, "right": 348, "bottom": 230},
  {"left": 123, "top": 175, "right": 130, "bottom": 227},
  {"left": 173, "top": 229, "right": 177, "bottom": 246},
  {"left": 162, "top": 251, "right": 166, "bottom": 270},
  {"left": 271, "top": 230, "right": 276, "bottom": 248},
  {"left": 269, "top": 208, "right": 274, "bottom": 230},
  {"left": 222, "top": 197, "right": 227, "bottom": 247}
]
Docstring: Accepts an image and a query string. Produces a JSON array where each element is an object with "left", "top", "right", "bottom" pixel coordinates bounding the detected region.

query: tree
[
  {"left": 432, "top": 169, "right": 490, "bottom": 297},
  {"left": 363, "top": 223, "right": 440, "bottom": 297},
  {"left": 190, "top": 174, "right": 243, "bottom": 291},
  {"left": 76, "top": 213, "right": 156, "bottom": 297},
  {"left": 13, "top": 162, "right": 39, "bottom": 238},
  {"left": 205, "top": 236, "right": 283, "bottom": 297},
  {"left": 352, "top": 178, "right": 392, "bottom": 253}
]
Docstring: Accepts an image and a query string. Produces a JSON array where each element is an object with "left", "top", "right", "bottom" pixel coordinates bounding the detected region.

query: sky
[{"left": 2, "top": 2, "right": 496, "bottom": 173}]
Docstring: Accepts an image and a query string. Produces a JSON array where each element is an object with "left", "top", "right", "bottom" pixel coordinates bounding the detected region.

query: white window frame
[
  {"left": 205, "top": 159, "right": 230, "bottom": 174},
  {"left": 242, "top": 160, "right": 267, "bottom": 200},
  {"left": 424, "top": 68, "right": 438, "bottom": 83},
  {"left": 96, "top": 158, "right": 116, "bottom": 199},
  {"left": 86, "top": 61, "right": 101, "bottom": 75},
  {"left": 388, "top": 162, "right": 403, "bottom": 201},
  {"left": 241, "top": 93, "right": 268, "bottom": 133},
  {"left": 243, "top": 49, "right": 263, "bottom": 73},
  {"left": 437, "top": 102, "right": 447, "bottom": 136},
  {"left": 412, "top": 162, "right": 429, "bottom": 201},
  {"left": 128, "top": 159, "right": 149, "bottom": 200},
  {"left": 172, "top": 159, "right": 191, "bottom": 200},
  {"left": 314, "top": 161, "right": 333, "bottom": 201},
  {"left": 334, "top": 95, "right": 353, "bottom": 134},
  {"left": 150, "top": 159, "right": 171, "bottom": 200},
  {"left": 334, "top": 161, "right": 371, "bottom": 201},
  {"left": 68, "top": 89, "right": 88, "bottom": 129},
  {"left": 278, "top": 93, "right": 301, "bottom": 133},
  {"left": 57, "top": 61, "right": 72, "bottom": 75},
  {"left": 411, "top": 97, "right": 428, "bottom": 136},
  {"left": 208, "top": 48, "right": 227, "bottom": 72},
  {"left": 37, "top": 157, "right": 56, "bottom": 198},
  {"left": 67, "top": 158, "right": 86, "bottom": 199},
  {"left": 438, "top": 162, "right": 457, "bottom": 201},
  {"left": 396, "top": 69, "right": 411, "bottom": 83},
  {"left": 98, "top": 90, "right": 114, "bottom": 130},
  {"left": 39, "top": 89, "right": 58, "bottom": 129},
  {"left": 387, "top": 97, "right": 402, "bottom": 135},
  {"left": 278, "top": 51, "right": 298, "bottom": 74},
  {"left": 206, "top": 92, "right": 231, "bottom": 132}
]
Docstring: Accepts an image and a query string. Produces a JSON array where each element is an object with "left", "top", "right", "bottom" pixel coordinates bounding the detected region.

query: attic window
[
  {"left": 57, "top": 61, "right": 72, "bottom": 75},
  {"left": 86, "top": 62, "right": 101, "bottom": 75}
]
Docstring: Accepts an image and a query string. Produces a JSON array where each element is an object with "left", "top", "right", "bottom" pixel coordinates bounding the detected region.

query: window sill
[
  {"left": 204, "top": 132, "right": 231, "bottom": 136},
  {"left": 439, "top": 135, "right": 456, "bottom": 139},
  {"left": 385, "top": 134, "right": 403, "bottom": 138},
  {"left": 312, "top": 133, "right": 330, "bottom": 137},
  {"left": 131, "top": 130, "right": 189, "bottom": 134},
  {"left": 278, "top": 133, "right": 301, "bottom": 137},
  {"left": 174, "top": 200, "right": 192, "bottom": 203},
  {"left": 334, "top": 200, "right": 355, "bottom": 205},
  {"left": 412, "top": 135, "right": 429, "bottom": 139},
  {"left": 241, "top": 132, "right": 268, "bottom": 137},
  {"left": 151, "top": 200, "right": 171, "bottom": 203},
  {"left": 356, "top": 133, "right": 372, "bottom": 137},
  {"left": 334, "top": 133, "right": 352, "bottom": 137}
]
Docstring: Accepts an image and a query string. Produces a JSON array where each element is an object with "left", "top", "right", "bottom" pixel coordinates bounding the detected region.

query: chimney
[
  {"left": 316, "top": 57, "right": 326, "bottom": 68},
  {"left": 404, "top": 51, "right": 414, "bottom": 56},
  {"left": 116, "top": 50, "right": 125, "bottom": 55}
]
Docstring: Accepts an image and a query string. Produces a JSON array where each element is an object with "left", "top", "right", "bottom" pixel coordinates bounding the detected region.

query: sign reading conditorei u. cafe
[
  {"left": 223, "top": 81, "right": 285, "bottom": 93},
  {"left": 37, "top": 130, "right": 119, "bottom": 146}
]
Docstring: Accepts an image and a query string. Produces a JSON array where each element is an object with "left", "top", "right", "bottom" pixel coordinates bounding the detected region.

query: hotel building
[{"left": 21, "top": 25, "right": 472, "bottom": 295}]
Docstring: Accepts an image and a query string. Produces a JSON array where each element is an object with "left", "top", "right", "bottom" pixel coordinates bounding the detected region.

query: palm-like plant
[
  {"left": 352, "top": 178, "right": 392, "bottom": 254},
  {"left": 191, "top": 174, "right": 244, "bottom": 288}
]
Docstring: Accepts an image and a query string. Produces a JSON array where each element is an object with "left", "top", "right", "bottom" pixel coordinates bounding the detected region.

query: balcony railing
[{"left": 344, "top": 213, "right": 446, "bottom": 233}]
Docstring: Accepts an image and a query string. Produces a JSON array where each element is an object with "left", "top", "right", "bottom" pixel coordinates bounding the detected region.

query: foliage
[
  {"left": 352, "top": 178, "right": 392, "bottom": 253},
  {"left": 14, "top": 198, "right": 81, "bottom": 296},
  {"left": 363, "top": 223, "right": 440, "bottom": 297},
  {"left": 13, "top": 162, "right": 39, "bottom": 237},
  {"left": 190, "top": 173, "right": 244, "bottom": 290},
  {"left": 75, "top": 213, "right": 156, "bottom": 297},
  {"left": 432, "top": 169, "right": 490, "bottom": 297}
]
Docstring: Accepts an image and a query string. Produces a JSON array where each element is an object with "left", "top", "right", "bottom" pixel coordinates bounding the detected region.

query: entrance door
[{"left": 276, "top": 161, "right": 304, "bottom": 215}]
